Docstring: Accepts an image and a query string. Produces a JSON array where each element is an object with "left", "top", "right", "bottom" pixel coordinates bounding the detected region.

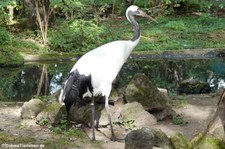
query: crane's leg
[
  {"left": 105, "top": 96, "right": 116, "bottom": 141},
  {"left": 91, "top": 95, "right": 96, "bottom": 141}
]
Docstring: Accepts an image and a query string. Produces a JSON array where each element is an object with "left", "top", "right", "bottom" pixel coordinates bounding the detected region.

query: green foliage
[
  {"left": 165, "top": 20, "right": 187, "bottom": 31},
  {"left": 50, "top": 0, "right": 91, "bottom": 19},
  {"left": 52, "top": 119, "right": 69, "bottom": 132},
  {"left": 0, "top": 27, "right": 12, "bottom": 45},
  {"left": 172, "top": 114, "right": 188, "bottom": 125},
  {"left": 48, "top": 19, "right": 107, "bottom": 52},
  {"left": 48, "top": 119, "right": 86, "bottom": 139},
  {"left": 0, "top": 47, "right": 23, "bottom": 67},
  {"left": 38, "top": 118, "right": 50, "bottom": 126},
  {"left": 114, "top": 119, "right": 136, "bottom": 130},
  {"left": 0, "top": 0, "right": 18, "bottom": 25}
]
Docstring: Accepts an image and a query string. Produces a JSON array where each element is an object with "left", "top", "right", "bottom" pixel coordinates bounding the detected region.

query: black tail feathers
[{"left": 63, "top": 69, "right": 93, "bottom": 114}]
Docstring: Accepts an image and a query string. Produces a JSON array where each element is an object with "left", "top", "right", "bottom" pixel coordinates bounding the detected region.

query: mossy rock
[
  {"left": 170, "top": 133, "right": 192, "bottom": 149},
  {"left": 125, "top": 73, "right": 167, "bottom": 111},
  {"left": 21, "top": 98, "right": 45, "bottom": 119},
  {"left": 69, "top": 102, "right": 104, "bottom": 125},
  {"left": 125, "top": 127, "right": 175, "bottom": 149},
  {"left": 36, "top": 101, "right": 66, "bottom": 123},
  {"left": 178, "top": 79, "right": 211, "bottom": 94},
  {"left": 191, "top": 133, "right": 225, "bottom": 149},
  {"left": 120, "top": 102, "right": 157, "bottom": 128}
]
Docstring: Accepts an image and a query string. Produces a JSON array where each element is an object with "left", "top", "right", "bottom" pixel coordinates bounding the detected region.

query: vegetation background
[{"left": 0, "top": 0, "right": 225, "bottom": 66}]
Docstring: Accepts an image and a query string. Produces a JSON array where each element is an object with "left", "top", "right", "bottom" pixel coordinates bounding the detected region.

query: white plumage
[
  {"left": 59, "top": 5, "right": 154, "bottom": 141},
  {"left": 71, "top": 39, "right": 140, "bottom": 96}
]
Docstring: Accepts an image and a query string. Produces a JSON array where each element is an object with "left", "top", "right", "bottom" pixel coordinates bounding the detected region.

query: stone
[
  {"left": 178, "top": 78, "right": 211, "bottom": 94},
  {"left": 119, "top": 102, "right": 157, "bottom": 129},
  {"left": 69, "top": 97, "right": 105, "bottom": 127},
  {"left": 125, "top": 73, "right": 167, "bottom": 111},
  {"left": 21, "top": 99, "right": 45, "bottom": 119},
  {"left": 191, "top": 134, "right": 225, "bottom": 149},
  {"left": 125, "top": 127, "right": 175, "bottom": 149},
  {"left": 170, "top": 133, "right": 192, "bottom": 149},
  {"left": 36, "top": 101, "right": 66, "bottom": 123}
]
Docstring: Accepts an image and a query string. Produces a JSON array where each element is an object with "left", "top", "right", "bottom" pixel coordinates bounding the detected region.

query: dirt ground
[{"left": 0, "top": 94, "right": 219, "bottom": 149}]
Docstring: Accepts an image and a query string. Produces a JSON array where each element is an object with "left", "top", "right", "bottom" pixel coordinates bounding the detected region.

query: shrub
[
  {"left": 48, "top": 19, "right": 106, "bottom": 52},
  {"left": 0, "top": 47, "right": 23, "bottom": 67},
  {"left": 0, "top": 27, "right": 12, "bottom": 45}
]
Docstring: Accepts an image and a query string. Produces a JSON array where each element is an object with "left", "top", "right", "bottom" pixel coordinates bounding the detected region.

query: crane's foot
[
  {"left": 91, "top": 137, "right": 96, "bottom": 142},
  {"left": 110, "top": 135, "right": 117, "bottom": 142}
]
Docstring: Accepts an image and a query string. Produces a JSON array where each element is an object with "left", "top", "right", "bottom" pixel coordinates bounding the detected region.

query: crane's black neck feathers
[
  {"left": 63, "top": 69, "right": 93, "bottom": 114},
  {"left": 127, "top": 11, "right": 140, "bottom": 42}
]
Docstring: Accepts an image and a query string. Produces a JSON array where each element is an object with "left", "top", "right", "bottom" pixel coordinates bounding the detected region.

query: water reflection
[
  {"left": 0, "top": 62, "right": 74, "bottom": 101},
  {"left": 0, "top": 58, "right": 224, "bottom": 101}
]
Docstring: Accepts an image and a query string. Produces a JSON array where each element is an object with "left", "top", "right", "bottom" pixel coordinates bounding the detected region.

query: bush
[
  {"left": 48, "top": 19, "right": 107, "bottom": 52},
  {"left": 0, "top": 27, "right": 12, "bottom": 45},
  {"left": 0, "top": 47, "right": 23, "bottom": 67}
]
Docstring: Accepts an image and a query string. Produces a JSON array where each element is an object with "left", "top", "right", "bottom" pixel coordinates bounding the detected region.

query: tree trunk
[
  {"left": 34, "top": 0, "right": 52, "bottom": 46},
  {"left": 8, "top": 5, "right": 14, "bottom": 24}
]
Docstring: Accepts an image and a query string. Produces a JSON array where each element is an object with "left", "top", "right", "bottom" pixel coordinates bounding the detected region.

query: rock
[
  {"left": 125, "top": 127, "right": 175, "bottom": 149},
  {"left": 191, "top": 134, "right": 225, "bottom": 149},
  {"left": 151, "top": 106, "right": 175, "bottom": 121},
  {"left": 158, "top": 88, "right": 169, "bottom": 99},
  {"left": 36, "top": 101, "right": 66, "bottom": 123},
  {"left": 125, "top": 73, "right": 167, "bottom": 111},
  {"left": 178, "top": 78, "right": 211, "bottom": 94},
  {"left": 119, "top": 102, "right": 157, "bottom": 129},
  {"left": 170, "top": 133, "right": 192, "bottom": 149},
  {"left": 99, "top": 101, "right": 123, "bottom": 126},
  {"left": 21, "top": 99, "right": 45, "bottom": 119},
  {"left": 69, "top": 97, "right": 105, "bottom": 126}
]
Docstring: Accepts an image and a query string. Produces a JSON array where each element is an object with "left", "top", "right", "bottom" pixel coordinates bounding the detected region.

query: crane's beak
[{"left": 137, "top": 9, "right": 156, "bottom": 22}]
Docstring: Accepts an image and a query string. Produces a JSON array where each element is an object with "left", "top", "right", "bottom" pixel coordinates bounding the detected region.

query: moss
[
  {"left": 43, "top": 102, "right": 61, "bottom": 112},
  {"left": 171, "top": 133, "right": 192, "bottom": 149},
  {"left": 125, "top": 73, "right": 166, "bottom": 109},
  {"left": 191, "top": 134, "right": 225, "bottom": 149}
]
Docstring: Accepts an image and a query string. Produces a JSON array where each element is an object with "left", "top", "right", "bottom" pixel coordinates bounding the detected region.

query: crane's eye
[{"left": 136, "top": 9, "right": 140, "bottom": 14}]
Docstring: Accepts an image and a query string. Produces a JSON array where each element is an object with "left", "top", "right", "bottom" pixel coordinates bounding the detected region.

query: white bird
[{"left": 59, "top": 5, "right": 155, "bottom": 141}]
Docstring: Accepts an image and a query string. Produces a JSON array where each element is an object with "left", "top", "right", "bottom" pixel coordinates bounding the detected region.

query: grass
[
  {"left": 1, "top": 13, "right": 225, "bottom": 65},
  {"left": 0, "top": 126, "right": 102, "bottom": 149},
  {"left": 102, "top": 14, "right": 225, "bottom": 51}
]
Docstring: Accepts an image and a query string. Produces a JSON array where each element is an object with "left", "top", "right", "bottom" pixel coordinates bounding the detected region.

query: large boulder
[
  {"left": 69, "top": 96, "right": 105, "bottom": 126},
  {"left": 178, "top": 78, "right": 211, "bottom": 94},
  {"left": 36, "top": 101, "right": 66, "bottom": 123},
  {"left": 125, "top": 73, "right": 168, "bottom": 111},
  {"left": 21, "top": 98, "right": 45, "bottom": 119},
  {"left": 70, "top": 103, "right": 104, "bottom": 127},
  {"left": 125, "top": 127, "right": 175, "bottom": 149},
  {"left": 119, "top": 102, "right": 157, "bottom": 129}
]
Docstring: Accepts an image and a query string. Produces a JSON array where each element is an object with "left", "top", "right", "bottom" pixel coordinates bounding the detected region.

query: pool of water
[{"left": 0, "top": 57, "right": 224, "bottom": 101}]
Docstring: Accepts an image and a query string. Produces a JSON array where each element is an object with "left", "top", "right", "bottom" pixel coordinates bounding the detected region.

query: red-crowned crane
[{"left": 59, "top": 5, "right": 155, "bottom": 141}]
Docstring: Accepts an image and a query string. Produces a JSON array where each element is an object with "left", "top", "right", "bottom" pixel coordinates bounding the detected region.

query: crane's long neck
[
  {"left": 123, "top": 13, "right": 141, "bottom": 61},
  {"left": 127, "top": 14, "right": 140, "bottom": 42}
]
